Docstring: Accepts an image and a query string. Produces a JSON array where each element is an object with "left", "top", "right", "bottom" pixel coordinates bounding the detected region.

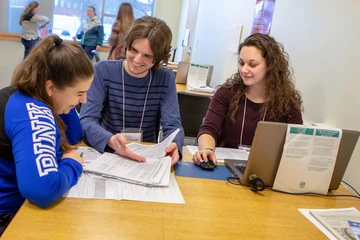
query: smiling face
[
  {"left": 124, "top": 38, "right": 155, "bottom": 78},
  {"left": 239, "top": 46, "right": 268, "bottom": 90},
  {"left": 46, "top": 77, "right": 93, "bottom": 114}
]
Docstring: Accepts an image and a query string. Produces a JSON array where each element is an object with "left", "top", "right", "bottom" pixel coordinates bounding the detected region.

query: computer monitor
[
  {"left": 224, "top": 121, "right": 359, "bottom": 190},
  {"left": 175, "top": 62, "right": 190, "bottom": 84}
]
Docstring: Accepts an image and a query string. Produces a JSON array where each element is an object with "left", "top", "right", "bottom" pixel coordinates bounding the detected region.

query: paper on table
[
  {"left": 186, "top": 145, "right": 249, "bottom": 163},
  {"left": 84, "top": 153, "right": 171, "bottom": 186},
  {"left": 126, "top": 128, "right": 180, "bottom": 162},
  {"left": 348, "top": 221, "right": 360, "bottom": 240},
  {"left": 186, "top": 85, "right": 215, "bottom": 93},
  {"left": 65, "top": 173, "right": 185, "bottom": 204},
  {"left": 83, "top": 128, "right": 180, "bottom": 186},
  {"left": 299, "top": 207, "right": 360, "bottom": 240},
  {"left": 76, "top": 146, "right": 101, "bottom": 165}
]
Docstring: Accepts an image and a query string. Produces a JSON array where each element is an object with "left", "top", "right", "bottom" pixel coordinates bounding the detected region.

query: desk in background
[
  {"left": 1, "top": 147, "right": 358, "bottom": 240},
  {"left": 163, "top": 63, "right": 178, "bottom": 71},
  {"left": 176, "top": 83, "right": 213, "bottom": 96}
]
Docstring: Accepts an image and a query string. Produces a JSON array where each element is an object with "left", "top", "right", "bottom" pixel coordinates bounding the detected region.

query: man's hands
[
  {"left": 165, "top": 142, "right": 180, "bottom": 166},
  {"left": 107, "top": 134, "right": 145, "bottom": 162}
]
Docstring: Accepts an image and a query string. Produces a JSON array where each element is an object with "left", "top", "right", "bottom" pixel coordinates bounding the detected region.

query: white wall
[
  {"left": 271, "top": 0, "right": 360, "bottom": 192},
  {"left": 154, "top": 0, "right": 182, "bottom": 51},
  {"left": 191, "top": 0, "right": 360, "bottom": 192},
  {"left": 191, "top": 0, "right": 256, "bottom": 87},
  {"left": 174, "top": 0, "right": 190, "bottom": 62},
  {"left": 0, "top": 41, "right": 23, "bottom": 89}
]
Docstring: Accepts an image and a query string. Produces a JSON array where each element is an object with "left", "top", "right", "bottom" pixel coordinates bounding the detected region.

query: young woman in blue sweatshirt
[{"left": 0, "top": 35, "right": 94, "bottom": 215}]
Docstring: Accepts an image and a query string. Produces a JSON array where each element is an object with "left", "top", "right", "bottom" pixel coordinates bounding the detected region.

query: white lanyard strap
[
  {"left": 239, "top": 95, "right": 267, "bottom": 146},
  {"left": 122, "top": 61, "right": 152, "bottom": 132}
]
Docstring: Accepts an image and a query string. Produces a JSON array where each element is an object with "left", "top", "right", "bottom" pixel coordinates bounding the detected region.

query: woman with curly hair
[{"left": 192, "top": 33, "right": 303, "bottom": 165}]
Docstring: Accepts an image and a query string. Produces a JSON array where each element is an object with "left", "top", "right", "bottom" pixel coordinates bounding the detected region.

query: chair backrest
[
  {"left": 177, "top": 92, "right": 211, "bottom": 138},
  {"left": 91, "top": 50, "right": 100, "bottom": 62}
]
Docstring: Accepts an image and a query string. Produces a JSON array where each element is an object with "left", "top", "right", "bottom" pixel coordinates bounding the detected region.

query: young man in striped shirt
[{"left": 80, "top": 16, "right": 184, "bottom": 165}]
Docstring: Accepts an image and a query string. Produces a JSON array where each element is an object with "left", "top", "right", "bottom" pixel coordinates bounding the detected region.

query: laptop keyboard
[{"left": 234, "top": 162, "right": 247, "bottom": 174}]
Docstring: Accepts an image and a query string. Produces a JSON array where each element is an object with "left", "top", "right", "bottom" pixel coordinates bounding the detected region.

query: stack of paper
[
  {"left": 83, "top": 128, "right": 180, "bottom": 187},
  {"left": 83, "top": 153, "right": 171, "bottom": 186},
  {"left": 65, "top": 173, "right": 185, "bottom": 204},
  {"left": 186, "top": 84, "right": 215, "bottom": 93}
]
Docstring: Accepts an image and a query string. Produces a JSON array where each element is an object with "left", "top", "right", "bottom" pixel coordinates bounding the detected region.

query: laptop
[
  {"left": 175, "top": 62, "right": 190, "bottom": 84},
  {"left": 224, "top": 121, "right": 359, "bottom": 190}
]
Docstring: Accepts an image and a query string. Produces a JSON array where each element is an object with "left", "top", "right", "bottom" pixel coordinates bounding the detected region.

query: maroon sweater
[{"left": 197, "top": 86, "right": 303, "bottom": 148}]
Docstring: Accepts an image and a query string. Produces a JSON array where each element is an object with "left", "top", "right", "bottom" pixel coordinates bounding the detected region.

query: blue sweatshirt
[{"left": 0, "top": 88, "right": 82, "bottom": 214}]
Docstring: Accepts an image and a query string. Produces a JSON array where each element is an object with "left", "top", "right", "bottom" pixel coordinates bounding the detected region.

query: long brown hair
[
  {"left": 125, "top": 16, "right": 172, "bottom": 70},
  {"left": 19, "top": 1, "right": 39, "bottom": 25},
  {"left": 11, "top": 35, "right": 94, "bottom": 151},
  {"left": 224, "top": 33, "right": 303, "bottom": 121},
  {"left": 116, "top": 3, "right": 134, "bottom": 46}
]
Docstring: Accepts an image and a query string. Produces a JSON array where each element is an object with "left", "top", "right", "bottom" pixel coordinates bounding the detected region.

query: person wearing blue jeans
[
  {"left": 19, "top": 1, "right": 49, "bottom": 59},
  {"left": 74, "top": 6, "right": 104, "bottom": 60}
]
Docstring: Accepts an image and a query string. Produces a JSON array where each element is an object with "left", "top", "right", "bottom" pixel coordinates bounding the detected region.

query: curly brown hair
[
  {"left": 124, "top": 16, "right": 172, "bottom": 70},
  {"left": 223, "top": 33, "right": 303, "bottom": 121}
]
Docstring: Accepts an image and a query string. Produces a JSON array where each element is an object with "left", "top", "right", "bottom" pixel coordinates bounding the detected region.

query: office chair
[
  {"left": 177, "top": 92, "right": 211, "bottom": 145},
  {"left": 61, "top": 30, "right": 70, "bottom": 36},
  {"left": 91, "top": 50, "right": 100, "bottom": 62}
]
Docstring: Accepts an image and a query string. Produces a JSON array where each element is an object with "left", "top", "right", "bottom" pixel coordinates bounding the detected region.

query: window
[
  {"left": 52, "top": 0, "right": 154, "bottom": 42},
  {"left": 8, "top": 0, "right": 40, "bottom": 34}
]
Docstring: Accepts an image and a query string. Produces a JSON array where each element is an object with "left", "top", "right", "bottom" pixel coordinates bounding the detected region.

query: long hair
[
  {"left": 125, "top": 16, "right": 172, "bottom": 70},
  {"left": 116, "top": 3, "right": 135, "bottom": 46},
  {"left": 224, "top": 33, "right": 303, "bottom": 121},
  {"left": 11, "top": 35, "right": 94, "bottom": 151},
  {"left": 19, "top": 1, "right": 39, "bottom": 25}
]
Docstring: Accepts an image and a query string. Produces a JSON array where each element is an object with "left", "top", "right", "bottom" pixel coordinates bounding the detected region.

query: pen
[
  {"left": 80, "top": 152, "right": 83, "bottom": 158},
  {"left": 199, "top": 86, "right": 207, "bottom": 88}
]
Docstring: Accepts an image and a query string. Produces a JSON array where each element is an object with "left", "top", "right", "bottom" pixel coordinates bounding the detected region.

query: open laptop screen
[{"left": 225, "top": 121, "right": 359, "bottom": 190}]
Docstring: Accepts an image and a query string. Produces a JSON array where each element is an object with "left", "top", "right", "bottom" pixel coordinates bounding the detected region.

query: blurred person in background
[
  {"left": 74, "top": 6, "right": 104, "bottom": 60},
  {"left": 19, "top": 1, "right": 49, "bottom": 59},
  {"left": 108, "top": 3, "right": 135, "bottom": 60}
]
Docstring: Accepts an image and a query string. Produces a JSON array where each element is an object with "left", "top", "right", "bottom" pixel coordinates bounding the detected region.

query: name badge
[{"left": 121, "top": 128, "right": 143, "bottom": 142}]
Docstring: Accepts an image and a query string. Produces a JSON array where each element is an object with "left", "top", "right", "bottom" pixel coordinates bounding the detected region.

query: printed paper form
[
  {"left": 187, "top": 64, "right": 210, "bottom": 88},
  {"left": 65, "top": 174, "right": 185, "bottom": 204},
  {"left": 299, "top": 208, "right": 360, "bottom": 240},
  {"left": 83, "top": 128, "right": 180, "bottom": 186},
  {"left": 273, "top": 125, "right": 342, "bottom": 194},
  {"left": 84, "top": 153, "right": 171, "bottom": 186},
  {"left": 186, "top": 145, "right": 249, "bottom": 163},
  {"left": 126, "top": 128, "right": 180, "bottom": 161},
  {"left": 76, "top": 146, "right": 101, "bottom": 166}
]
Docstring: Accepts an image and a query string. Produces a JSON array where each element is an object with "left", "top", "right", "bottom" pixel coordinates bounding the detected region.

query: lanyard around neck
[
  {"left": 239, "top": 95, "right": 267, "bottom": 147},
  {"left": 122, "top": 61, "right": 152, "bottom": 132}
]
